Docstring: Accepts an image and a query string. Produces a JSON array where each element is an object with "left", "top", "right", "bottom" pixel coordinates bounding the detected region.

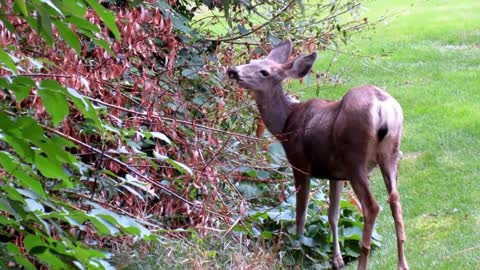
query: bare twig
[
  {"left": 84, "top": 96, "right": 261, "bottom": 141},
  {"left": 205, "top": 1, "right": 295, "bottom": 43}
]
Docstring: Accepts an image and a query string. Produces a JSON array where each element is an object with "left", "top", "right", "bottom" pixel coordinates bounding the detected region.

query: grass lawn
[{"left": 294, "top": 0, "right": 480, "bottom": 268}]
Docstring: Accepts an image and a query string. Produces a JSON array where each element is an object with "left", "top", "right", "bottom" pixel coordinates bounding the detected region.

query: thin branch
[
  {"left": 205, "top": 0, "right": 295, "bottom": 43},
  {"left": 3, "top": 110, "right": 227, "bottom": 218},
  {"left": 84, "top": 96, "right": 261, "bottom": 141}
]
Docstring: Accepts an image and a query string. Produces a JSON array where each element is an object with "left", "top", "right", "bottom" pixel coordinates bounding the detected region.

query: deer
[{"left": 226, "top": 40, "right": 409, "bottom": 270}]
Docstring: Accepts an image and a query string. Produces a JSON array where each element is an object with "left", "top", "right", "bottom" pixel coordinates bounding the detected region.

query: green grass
[{"left": 294, "top": 0, "right": 480, "bottom": 268}]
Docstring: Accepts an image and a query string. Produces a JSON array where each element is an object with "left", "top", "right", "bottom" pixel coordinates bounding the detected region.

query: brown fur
[{"left": 227, "top": 41, "right": 409, "bottom": 270}]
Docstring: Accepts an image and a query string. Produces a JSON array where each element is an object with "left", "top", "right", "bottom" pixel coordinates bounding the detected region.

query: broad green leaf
[
  {"left": 14, "top": 0, "right": 28, "bottom": 16},
  {"left": 0, "top": 14, "right": 17, "bottom": 33},
  {"left": 0, "top": 151, "right": 47, "bottom": 198},
  {"left": 0, "top": 198, "right": 20, "bottom": 219},
  {"left": 62, "top": 0, "right": 87, "bottom": 16},
  {"left": 34, "top": 154, "right": 69, "bottom": 183},
  {"left": 65, "top": 17, "right": 99, "bottom": 33},
  {"left": 266, "top": 208, "right": 295, "bottom": 222},
  {"left": 89, "top": 215, "right": 119, "bottom": 235},
  {"left": 121, "top": 184, "right": 145, "bottom": 201},
  {"left": 0, "top": 49, "right": 18, "bottom": 74},
  {"left": 6, "top": 243, "right": 36, "bottom": 270},
  {"left": 224, "top": 0, "right": 232, "bottom": 28},
  {"left": 125, "top": 174, "right": 157, "bottom": 197},
  {"left": 260, "top": 230, "right": 273, "bottom": 239},
  {"left": 15, "top": 115, "right": 46, "bottom": 143},
  {"left": 93, "top": 259, "right": 116, "bottom": 270},
  {"left": 10, "top": 76, "right": 35, "bottom": 102},
  {"left": 16, "top": 188, "right": 42, "bottom": 200},
  {"left": 236, "top": 182, "right": 263, "bottom": 199},
  {"left": 23, "top": 234, "right": 46, "bottom": 253},
  {"left": 93, "top": 38, "right": 114, "bottom": 55},
  {"left": 2, "top": 186, "right": 26, "bottom": 202},
  {"left": 153, "top": 150, "right": 192, "bottom": 175},
  {"left": 148, "top": 131, "right": 172, "bottom": 144},
  {"left": 299, "top": 236, "right": 316, "bottom": 247},
  {"left": 169, "top": 159, "right": 192, "bottom": 175},
  {"left": 171, "top": 14, "right": 192, "bottom": 33},
  {"left": 35, "top": 4, "right": 54, "bottom": 46},
  {"left": 24, "top": 199, "right": 45, "bottom": 213},
  {"left": 85, "top": 0, "right": 121, "bottom": 40},
  {"left": 40, "top": 0, "right": 64, "bottom": 16},
  {"left": 53, "top": 20, "right": 81, "bottom": 54},
  {"left": 268, "top": 142, "right": 287, "bottom": 165},
  {"left": 343, "top": 226, "right": 363, "bottom": 240},
  {"left": 66, "top": 87, "right": 101, "bottom": 125},
  {"left": 2, "top": 134, "right": 34, "bottom": 163},
  {"left": 38, "top": 80, "right": 69, "bottom": 125},
  {"left": 36, "top": 249, "right": 67, "bottom": 269},
  {"left": 89, "top": 203, "right": 150, "bottom": 237}
]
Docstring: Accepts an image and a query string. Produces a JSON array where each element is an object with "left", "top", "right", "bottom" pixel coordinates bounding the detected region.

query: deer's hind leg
[{"left": 378, "top": 139, "right": 409, "bottom": 270}]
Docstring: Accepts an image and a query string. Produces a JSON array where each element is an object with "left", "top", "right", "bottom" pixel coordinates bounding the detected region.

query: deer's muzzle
[{"left": 226, "top": 68, "right": 240, "bottom": 81}]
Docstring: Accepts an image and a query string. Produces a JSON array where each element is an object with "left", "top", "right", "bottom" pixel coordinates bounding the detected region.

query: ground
[{"left": 296, "top": 0, "right": 480, "bottom": 268}]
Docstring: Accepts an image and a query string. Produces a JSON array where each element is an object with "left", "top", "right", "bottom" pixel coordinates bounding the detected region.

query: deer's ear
[
  {"left": 266, "top": 40, "right": 292, "bottom": 64},
  {"left": 284, "top": 52, "right": 317, "bottom": 78}
]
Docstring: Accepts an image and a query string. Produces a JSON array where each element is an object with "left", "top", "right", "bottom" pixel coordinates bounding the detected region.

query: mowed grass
[{"left": 293, "top": 0, "right": 480, "bottom": 269}]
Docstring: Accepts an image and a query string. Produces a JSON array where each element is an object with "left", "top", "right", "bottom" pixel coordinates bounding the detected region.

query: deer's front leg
[
  {"left": 294, "top": 169, "right": 310, "bottom": 236},
  {"left": 329, "top": 180, "right": 345, "bottom": 269}
]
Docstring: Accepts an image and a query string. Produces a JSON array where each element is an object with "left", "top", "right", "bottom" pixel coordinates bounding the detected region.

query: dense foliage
[{"left": 0, "top": 0, "right": 378, "bottom": 268}]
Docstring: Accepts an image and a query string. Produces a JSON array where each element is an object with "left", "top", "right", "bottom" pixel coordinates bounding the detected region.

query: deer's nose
[{"left": 227, "top": 68, "right": 240, "bottom": 81}]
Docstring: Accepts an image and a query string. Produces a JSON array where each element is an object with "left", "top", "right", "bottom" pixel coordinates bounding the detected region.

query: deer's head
[{"left": 227, "top": 40, "right": 317, "bottom": 92}]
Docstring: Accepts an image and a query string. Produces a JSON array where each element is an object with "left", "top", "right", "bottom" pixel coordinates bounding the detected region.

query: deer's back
[{"left": 282, "top": 85, "right": 403, "bottom": 180}]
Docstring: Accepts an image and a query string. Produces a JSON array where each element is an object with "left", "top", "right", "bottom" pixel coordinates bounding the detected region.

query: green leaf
[
  {"left": 40, "top": 0, "right": 64, "bottom": 16},
  {"left": 6, "top": 243, "right": 36, "bottom": 270},
  {"left": 35, "top": 4, "right": 54, "bottom": 46},
  {"left": 38, "top": 80, "right": 69, "bottom": 125},
  {"left": 0, "top": 14, "right": 17, "bottom": 33},
  {"left": 268, "top": 142, "right": 287, "bottom": 166},
  {"left": 260, "top": 230, "right": 273, "bottom": 239},
  {"left": 89, "top": 203, "right": 150, "bottom": 237},
  {"left": 0, "top": 49, "right": 18, "bottom": 74},
  {"left": 1, "top": 134, "right": 34, "bottom": 163},
  {"left": 14, "top": 0, "right": 28, "bottom": 16},
  {"left": 34, "top": 154, "right": 69, "bottom": 182},
  {"left": 2, "top": 186, "right": 26, "bottom": 202},
  {"left": 224, "top": 0, "right": 232, "bottom": 28},
  {"left": 0, "top": 198, "right": 20, "bottom": 220},
  {"left": 85, "top": 0, "right": 121, "bottom": 40},
  {"left": 171, "top": 13, "right": 192, "bottom": 33},
  {"left": 24, "top": 198, "right": 45, "bottom": 213},
  {"left": 62, "top": 0, "right": 87, "bottom": 16},
  {"left": 65, "top": 16, "right": 99, "bottom": 33},
  {"left": 92, "top": 216, "right": 120, "bottom": 235},
  {"left": 236, "top": 182, "right": 263, "bottom": 199},
  {"left": 0, "top": 151, "right": 47, "bottom": 198},
  {"left": 343, "top": 226, "right": 363, "bottom": 240},
  {"left": 53, "top": 20, "right": 81, "bottom": 54},
  {"left": 153, "top": 151, "right": 193, "bottom": 175},
  {"left": 66, "top": 87, "right": 101, "bottom": 125},
  {"left": 125, "top": 174, "right": 157, "bottom": 197},
  {"left": 148, "top": 132, "right": 172, "bottom": 144},
  {"left": 299, "top": 236, "right": 316, "bottom": 247},
  {"left": 9, "top": 76, "right": 35, "bottom": 102},
  {"left": 23, "top": 234, "right": 46, "bottom": 253}
]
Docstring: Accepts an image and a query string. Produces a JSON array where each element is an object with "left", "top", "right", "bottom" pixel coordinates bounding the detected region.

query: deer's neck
[{"left": 254, "top": 84, "right": 293, "bottom": 138}]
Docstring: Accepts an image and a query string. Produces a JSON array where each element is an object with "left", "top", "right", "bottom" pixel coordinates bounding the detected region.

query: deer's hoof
[{"left": 332, "top": 254, "right": 345, "bottom": 269}]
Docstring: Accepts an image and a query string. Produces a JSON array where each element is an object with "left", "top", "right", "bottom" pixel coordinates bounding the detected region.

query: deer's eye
[{"left": 259, "top": 70, "right": 270, "bottom": 77}]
